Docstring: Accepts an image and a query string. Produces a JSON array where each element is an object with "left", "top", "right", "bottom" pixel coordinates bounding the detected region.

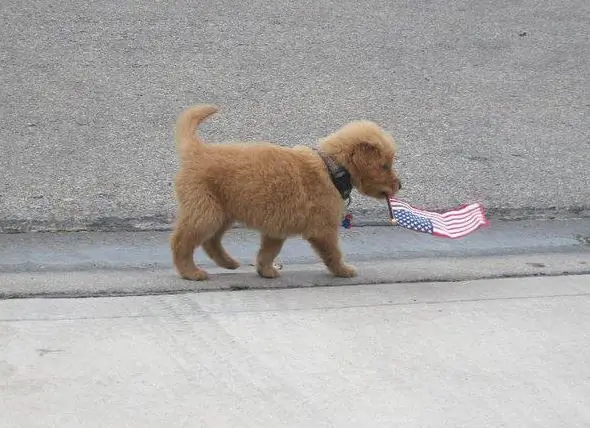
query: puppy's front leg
[
  {"left": 256, "top": 234, "right": 286, "bottom": 278},
  {"left": 307, "top": 231, "right": 357, "bottom": 278}
]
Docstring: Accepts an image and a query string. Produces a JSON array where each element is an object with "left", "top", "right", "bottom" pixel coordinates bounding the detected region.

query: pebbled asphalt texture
[{"left": 1, "top": 0, "right": 589, "bottom": 232}]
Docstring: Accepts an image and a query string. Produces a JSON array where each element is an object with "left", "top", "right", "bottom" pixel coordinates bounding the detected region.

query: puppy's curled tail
[{"left": 175, "top": 104, "right": 218, "bottom": 157}]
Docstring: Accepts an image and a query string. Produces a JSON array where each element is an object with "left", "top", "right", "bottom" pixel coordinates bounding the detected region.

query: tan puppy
[{"left": 171, "top": 104, "right": 402, "bottom": 280}]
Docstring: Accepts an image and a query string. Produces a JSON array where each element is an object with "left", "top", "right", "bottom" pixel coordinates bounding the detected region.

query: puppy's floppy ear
[
  {"left": 351, "top": 141, "right": 378, "bottom": 168},
  {"left": 350, "top": 141, "right": 377, "bottom": 171},
  {"left": 356, "top": 141, "right": 377, "bottom": 154}
]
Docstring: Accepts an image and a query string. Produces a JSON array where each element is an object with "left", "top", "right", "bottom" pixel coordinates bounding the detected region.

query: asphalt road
[
  {"left": 1, "top": 0, "right": 589, "bottom": 232},
  {"left": 2, "top": 275, "right": 590, "bottom": 427}
]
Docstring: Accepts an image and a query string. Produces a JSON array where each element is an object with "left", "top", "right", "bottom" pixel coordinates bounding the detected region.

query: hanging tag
[
  {"left": 341, "top": 197, "right": 353, "bottom": 229},
  {"left": 341, "top": 212, "right": 353, "bottom": 229}
]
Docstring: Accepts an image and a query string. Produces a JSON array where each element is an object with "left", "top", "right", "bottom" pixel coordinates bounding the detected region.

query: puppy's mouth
[
  {"left": 381, "top": 186, "right": 398, "bottom": 198},
  {"left": 381, "top": 185, "right": 401, "bottom": 199}
]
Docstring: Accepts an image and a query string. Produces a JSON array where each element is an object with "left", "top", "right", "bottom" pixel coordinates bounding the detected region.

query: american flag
[{"left": 387, "top": 197, "right": 490, "bottom": 239}]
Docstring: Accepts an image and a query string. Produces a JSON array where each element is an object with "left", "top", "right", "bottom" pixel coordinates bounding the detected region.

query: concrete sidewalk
[{"left": 2, "top": 275, "right": 590, "bottom": 427}]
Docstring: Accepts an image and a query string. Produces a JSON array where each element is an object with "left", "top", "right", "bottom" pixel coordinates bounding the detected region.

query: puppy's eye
[{"left": 382, "top": 164, "right": 391, "bottom": 170}]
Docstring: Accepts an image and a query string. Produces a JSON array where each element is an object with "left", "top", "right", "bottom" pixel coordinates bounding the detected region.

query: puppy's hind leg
[
  {"left": 307, "top": 230, "right": 357, "bottom": 278},
  {"left": 170, "top": 210, "right": 222, "bottom": 281},
  {"left": 256, "top": 234, "right": 286, "bottom": 278},
  {"left": 202, "top": 220, "right": 240, "bottom": 270}
]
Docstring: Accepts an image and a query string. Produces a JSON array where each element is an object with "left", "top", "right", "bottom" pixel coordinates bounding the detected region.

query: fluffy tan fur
[{"left": 170, "top": 104, "right": 401, "bottom": 280}]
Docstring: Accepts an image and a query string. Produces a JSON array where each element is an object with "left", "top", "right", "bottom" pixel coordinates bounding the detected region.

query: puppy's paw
[
  {"left": 332, "top": 263, "right": 357, "bottom": 278},
  {"left": 219, "top": 258, "right": 240, "bottom": 270},
  {"left": 180, "top": 269, "right": 210, "bottom": 281},
  {"left": 256, "top": 264, "right": 281, "bottom": 279}
]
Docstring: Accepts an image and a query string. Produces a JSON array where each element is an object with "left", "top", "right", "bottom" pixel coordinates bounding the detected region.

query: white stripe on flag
[
  {"left": 433, "top": 221, "right": 485, "bottom": 238},
  {"left": 429, "top": 208, "right": 485, "bottom": 231},
  {"left": 429, "top": 209, "right": 483, "bottom": 228},
  {"left": 432, "top": 215, "right": 487, "bottom": 237},
  {"left": 432, "top": 220, "right": 485, "bottom": 236}
]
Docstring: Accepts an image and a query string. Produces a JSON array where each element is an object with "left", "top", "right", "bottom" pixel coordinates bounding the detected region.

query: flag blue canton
[{"left": 392, "top": 210, "right": 434, "bottom": 233}]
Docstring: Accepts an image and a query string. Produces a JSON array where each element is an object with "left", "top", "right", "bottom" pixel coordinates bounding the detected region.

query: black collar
[{"left": 315, "top": 149, "right": 353, "bottom": 200}]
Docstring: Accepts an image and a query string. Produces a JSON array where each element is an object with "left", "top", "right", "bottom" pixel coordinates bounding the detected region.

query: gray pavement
[
  {"left": 1, "top": 0, "right": 589, "bottom": 233},
  {"left": 2, "top": 218, "right": 590, "bottom": 274},
  {"left": 2, "top": 274, "right": 590, "bottom": 427},
  {"left": 1, "top": 219, "right": 589, "bottom": 298}
]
